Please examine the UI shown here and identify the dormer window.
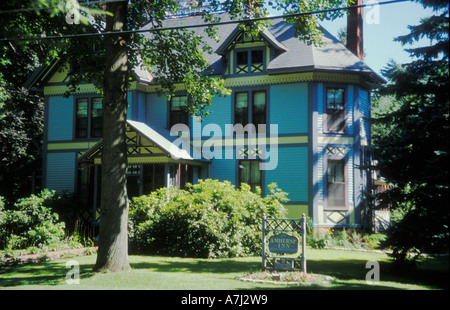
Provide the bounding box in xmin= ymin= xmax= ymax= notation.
xmin=235 ymin=49 xmax=264 ymax=75
xmin=251 ymin=50 xmax=264 ymax=72
xmin=236 ymin=51 xmax=248 ymax=74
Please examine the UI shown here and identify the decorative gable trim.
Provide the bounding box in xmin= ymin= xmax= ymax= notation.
xmin=216 ymin=27 xmax=287 ymax=55
xmin=41 ymin=72 xmax=362 ymax=96
xmin=133 ymin=72 xmax=361 ymax=93
xmin=44 ymin=83 xmax=99 ymax=96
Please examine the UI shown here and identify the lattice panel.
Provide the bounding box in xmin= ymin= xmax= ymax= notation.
xmin=264 ymin=218 xmax=304 ymax=233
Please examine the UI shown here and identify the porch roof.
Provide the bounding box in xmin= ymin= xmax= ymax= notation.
xmin=79 ymin=120 xmax=207 ymax=165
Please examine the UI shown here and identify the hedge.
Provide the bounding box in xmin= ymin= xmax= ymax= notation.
xmin=129 ymin=179 xmax=288 ymax=258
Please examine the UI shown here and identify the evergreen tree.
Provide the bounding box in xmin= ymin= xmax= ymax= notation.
xmin=373 ymin=0 xmax=449 ymax=264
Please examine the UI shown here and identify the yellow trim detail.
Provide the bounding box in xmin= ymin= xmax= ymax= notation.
xmin=318 ymin=205 xmax=324 ymax=224
xmin=191 ymin=135 xmax=307 ymax=148
xmin=42 ymin=72 xmax=361 ymax=96
xmin=93 ymin=156 xmax=206 ymax=166
xmin=285 ymin=205 xmax=309 ymax=219
xmin=47 ymin=141 xmax=99 ymax=150
xmin=44 ymin=84 xmax=99 ymax=96
xmin=48 ymin=63 xmax=70 ymax=83
xmin=318 ymin=136 xmax=353 ymax=145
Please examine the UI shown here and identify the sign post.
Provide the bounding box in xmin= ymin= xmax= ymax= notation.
xmin=302 ymin=213 xmax=306 ymax=273
xmin=262 ymin=214 xmax=307 ymax=272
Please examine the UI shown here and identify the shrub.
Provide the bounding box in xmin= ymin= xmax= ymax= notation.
xmin=0 ymin=189 xmax=66 ymax=250
xmin=305 ymin=218 xmax=387 ymax=250
xmin=129 ymin=179 xmax=288 ymax=258
xmin=363 ymin=233 xmax=387 ymax=250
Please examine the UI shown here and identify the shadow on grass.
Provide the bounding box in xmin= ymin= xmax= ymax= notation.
xmin=130 ymin=255 xmax=449 ymax=290
xmin=130 ymin=256 xmax=258 ymax=274
xmin=0 ymin=260 xmax=96 ymax=288
xmin=1 ymin=254 xmax=447 ymax=290
xmin=264 ymin=256 xmax=448 ymax=290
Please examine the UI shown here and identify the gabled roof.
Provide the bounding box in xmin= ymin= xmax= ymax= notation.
xmin=215 ymin=25 xmax=288 ymax=55
xmin=26 ymin=13 xmax=384 ymax=90
xmin=145 ymin=14 xmax=384 ymax=83
xmin=79 ymin=120 xmax=207 ymax=164
xmin=24 ymin=58 xmax=60 ymax=90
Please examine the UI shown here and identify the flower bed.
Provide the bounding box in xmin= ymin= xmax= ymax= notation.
xmin=238 ymin=271 xmax=333 ymax=286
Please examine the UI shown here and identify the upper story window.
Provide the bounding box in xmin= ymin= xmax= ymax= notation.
xmin=235 ymin=49 xmax=264 ymax=75
xmin=234 ymin=90 xmax=267 ymax=132
xmin=76 ymin=97 xmax=102 ymax=138
xmin=252 ymin=91 xmax=266 ymax=128
xmin=326 ymin=87 xmax=345 ymax=132
xmin=91 ymin=98 xmax=103 ymax=138
xmin=170 ymin=95 xmax=189 ymax=128
xmin=235 ymin=92 xmax=249 ymax=126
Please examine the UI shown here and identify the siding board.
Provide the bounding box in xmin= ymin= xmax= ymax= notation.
xmin=209 ymin=157 xmax=236 ymax=184
xmin=46 ymin=152 xmax=76 ymax=193
xmin=265 ymin=147 xmax=308 ymax=201
xmin=47 ymin=96 xmax=73 ymax=141
xmin=270 ymin=83 xmax=308 ymax=134
xmin=201 ymin=96 xmax=232 ymax=134
xmin=146 ymin=93 xmax=168 ymax=129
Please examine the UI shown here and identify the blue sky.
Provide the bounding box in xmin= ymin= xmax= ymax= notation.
xmin=267 ymin=1 xmax=438 ymax=77
xmin=320 ymin=0 xmax=437 ymax=76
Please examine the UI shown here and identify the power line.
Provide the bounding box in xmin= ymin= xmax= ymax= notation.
xmin=0 ymin=0 xmax=128 ymax=15
xmin=0 ymin=0 xmax=412 ymax=42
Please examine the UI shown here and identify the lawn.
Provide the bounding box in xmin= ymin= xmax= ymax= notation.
xmin=0 ymin=248 xmax=448 ymax=291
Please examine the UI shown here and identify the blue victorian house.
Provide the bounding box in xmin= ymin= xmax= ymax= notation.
xmin=26 ymin=9 xmax=383 ymax=229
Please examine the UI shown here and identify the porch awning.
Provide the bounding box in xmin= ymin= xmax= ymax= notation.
xmin=79 ymin=120 xmax=207 ymax=166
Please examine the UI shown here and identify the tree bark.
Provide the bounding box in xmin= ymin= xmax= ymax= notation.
xmin=93 ymin=1 xmax=131 ymax=273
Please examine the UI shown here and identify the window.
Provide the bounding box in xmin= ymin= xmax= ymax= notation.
xmin=143 ymin=164 xmax=165 ymax=194
xmin=91 ymin=98 xmax=103 ymax=138
xmin=239 ymin=160 xmax=262 ymax=193
xmin=252 ymin=91 xmax=266 ymax=128
xmin=76 ymin=99 xmax=88 ymax=138
xmin=170 ymin=95 xmax=189 ymax=128
xmin=234 ymin=90 xmax=266 ymax=131
xmin=251 ymin=50 xmax=264 ymax=73
xmin=236 ymin=51 xmax=249 ymax=74
xmin=235 ymin=92 xmax=249 ymax=126
xmin=76 ymin=97 xmax=102 ymax=138
xmin=235 ymin=49 xmax=264 ymax=74
xmin=326 ymin=88 xmax=345 ymax=132
xmin=327 ymin=159 xmax=345 ymax=208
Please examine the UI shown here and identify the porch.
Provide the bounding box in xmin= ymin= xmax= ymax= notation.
xmin=77 ymin=120 xmax=209 ymax=223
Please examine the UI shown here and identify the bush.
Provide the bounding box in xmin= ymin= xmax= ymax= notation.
xmin=305 ymin=218 xmax=387 ymax=250
xmin=129 ymin=179 xmax=288 ymax=258
xmin=0 ymin=189 xmax=66 ymax=250
xmin=363 ymin=233 xmax=387 ymax=250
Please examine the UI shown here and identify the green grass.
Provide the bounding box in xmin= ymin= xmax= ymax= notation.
xmin=0 ymin=249 xmax=448 ymax=290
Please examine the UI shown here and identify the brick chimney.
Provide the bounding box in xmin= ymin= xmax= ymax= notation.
xmin=347 ymin=0 xmax=364 ymax=60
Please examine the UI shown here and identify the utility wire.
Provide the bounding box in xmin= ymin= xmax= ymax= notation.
xmin=0 ymin=0 xmax=412 ymax=42
xmin=0 ymin=0 xmax=128 ymax=14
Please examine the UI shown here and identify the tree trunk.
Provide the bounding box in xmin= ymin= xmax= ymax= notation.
xmin=93 ymin=1 xmax=130 ymax=273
